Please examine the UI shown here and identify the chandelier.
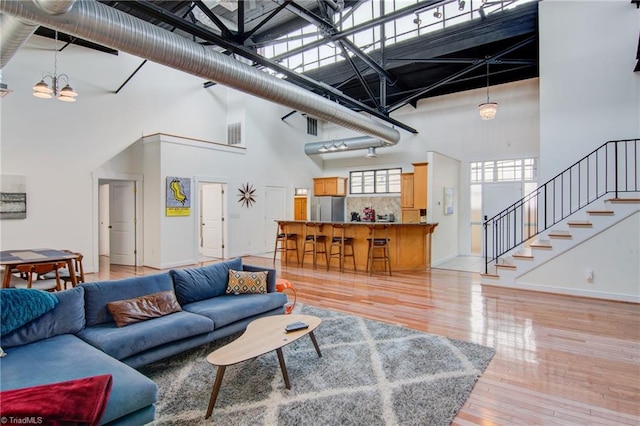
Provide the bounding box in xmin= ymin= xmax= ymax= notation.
xmin=478 ymin=59 xmax=497 ymax=120
xmin=32 ymin=31 xmax=78 ymax=102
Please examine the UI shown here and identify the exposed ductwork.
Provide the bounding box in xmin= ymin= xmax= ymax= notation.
xmin=0 ymin=0 xmax=76 ymax=68
xmin=304 ymin=136 xmax=394 ymax=156
xmin=0 ymin=0 xmax=401 ymax=145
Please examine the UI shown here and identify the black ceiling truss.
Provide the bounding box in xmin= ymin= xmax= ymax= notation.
xmin=193 ymin=0 xmax=232 ymax=39
xmin=389 ymin=35 xmax=537 ymax=112
xmin=120 ymin=0 xmax=417 ymax=134
xmin=272 ymin=0 xmax=397 ymax=85
xmin=114 ymin=2 xmax=197 ymax=94
xmin=337 ymin=40 xmax=381 ymax=110
xmin=71 ymin=0 xmax=538 ymax=133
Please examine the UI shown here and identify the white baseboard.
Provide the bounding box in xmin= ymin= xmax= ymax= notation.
xmin=483 ymin=280 xmax=640 ymax=303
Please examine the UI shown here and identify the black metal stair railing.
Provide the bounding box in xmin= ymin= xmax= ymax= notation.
xmin=483 ymin=138 xmax=640 ymax=274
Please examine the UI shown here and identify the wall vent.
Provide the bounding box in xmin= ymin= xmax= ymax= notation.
xmin=306 ymin=116 xmax=318 ymax=136
xmin=227 ymin=122 xmax=242 ymax=145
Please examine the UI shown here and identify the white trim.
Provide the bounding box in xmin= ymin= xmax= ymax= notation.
xmin=482 ymin=281 xmax=640 ymax=304
xmin=91 ymin=172 xmax=144 ymax=274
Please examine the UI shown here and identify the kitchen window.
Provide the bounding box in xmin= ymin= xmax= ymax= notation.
xmin=350 ymin=168 xmax=401 ymax=194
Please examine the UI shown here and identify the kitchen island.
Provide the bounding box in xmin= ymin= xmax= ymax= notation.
xmin=276 ymin=221 xmax=438 ymax=271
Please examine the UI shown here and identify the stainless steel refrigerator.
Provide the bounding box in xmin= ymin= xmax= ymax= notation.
xmin=310 ymin=197 xmax=345 ymax=222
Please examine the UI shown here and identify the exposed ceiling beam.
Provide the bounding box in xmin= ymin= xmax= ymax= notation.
xmin=34 ymin=27 xmax=118 ymax=55
xmin=272 ymin=0 xmax=397 ymax=85
xmin=122 ymin=0 xmax=417 ymax=133
xmin=389 ymin=35 xmax=536 ymax=112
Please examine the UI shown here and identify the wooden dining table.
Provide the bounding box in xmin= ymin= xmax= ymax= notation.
xmin=0 ymin=249 xmax=79 ymax=289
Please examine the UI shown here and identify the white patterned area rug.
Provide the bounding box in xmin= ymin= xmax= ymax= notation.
xmin=139 ymin=304 xmax=495 ymax=426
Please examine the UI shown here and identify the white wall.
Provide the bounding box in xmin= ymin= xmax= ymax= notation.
xmin=131 ymin=89 xmax=323 ymax=269
xmin=539 ymin=0 xmax=640 ymax=182
xmin=427 ymin=152 xmax=461 ymax=265
xmin=321 ymin=78 xmax=540 ymax=256
xmin=518 ymin=212 xmax=640 ymax=302
xmin=0 ymin=36 xmax=312 ymax=272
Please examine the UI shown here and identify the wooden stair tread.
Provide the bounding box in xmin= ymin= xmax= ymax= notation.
xmin=567 ymin=220 xmax=593 ymax=227
xmin=512 ymin=253 xmax=534 ymax=260
xmin=530 ymin=240 xmax=552 ymax=249
xmin=606 ymin=198 xmax=640 ymax=203
xmin=480 ymin=273 xmax=500 ymax=279
xmin=549 ymin=230 xmax=572 ymax=239
xmin=586 ymin=210 xmax=614 ymax=215
xmin=496 ymin=263 xmax=516 ymax=269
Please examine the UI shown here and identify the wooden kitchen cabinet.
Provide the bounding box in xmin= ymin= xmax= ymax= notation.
xmin=412 ymin=162 xmax=428 ymax=209
xmin=313 ymin=177 xmax=347 ymax=196
xmin=401 ymin=173 xmax=414 ymax=208
xmin=402 ymin=208 xmax=421 ymax=223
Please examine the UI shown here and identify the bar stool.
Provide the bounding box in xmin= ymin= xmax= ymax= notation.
xmin=273 ymin=222 xmax=299 ymax=266
xmin=366 ymin=224 xmax=392 ymax=276
xmin=327 ymin=223 xmax=356 ymax=272
xmin=300 ymin=222 xmax=328 ymax=268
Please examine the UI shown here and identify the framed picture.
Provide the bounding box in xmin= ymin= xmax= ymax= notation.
xmin=0 ymin=175 xmax=27 ymax=220
xmin=166 ymin=177 xmax=191 ymax=216
xmin=444 ymin=187 xmax=454 ymax=215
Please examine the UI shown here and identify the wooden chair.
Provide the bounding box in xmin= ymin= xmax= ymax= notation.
xmin=327 ymin=223 xmax=356 ymax=272
xmin=10 ymin=262 xmax=66 ymax=291
xmin=366 ymin=224 xmax=392 ymax=276
xmin=300 ymin=222 xmax=328 ymax=268
xmin=273 ymin=224 xmax=299 ymax=266
xmin=41 ymin=250 xmax=85 ymax=288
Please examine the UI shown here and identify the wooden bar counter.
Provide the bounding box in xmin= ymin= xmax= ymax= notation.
xmin=276 ymin=221 xmax=438 ymax=271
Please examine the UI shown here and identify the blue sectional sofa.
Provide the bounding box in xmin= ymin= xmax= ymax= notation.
xmin=0 ymin=258 xmax=287 ymax=425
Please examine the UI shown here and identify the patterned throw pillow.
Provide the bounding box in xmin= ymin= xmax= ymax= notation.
xmin=226 ymin=270 xmax=268 ymax=295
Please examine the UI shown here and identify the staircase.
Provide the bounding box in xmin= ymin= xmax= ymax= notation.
xmin=480 ymin=139 xmax=640 ymax=290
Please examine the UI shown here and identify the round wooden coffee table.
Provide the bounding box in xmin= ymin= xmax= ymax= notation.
xmin=205 ymin=314 xmax=322 ymax=419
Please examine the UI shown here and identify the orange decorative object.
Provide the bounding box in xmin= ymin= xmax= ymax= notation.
xmin=275 ymin=279 xmax=297 ymax=314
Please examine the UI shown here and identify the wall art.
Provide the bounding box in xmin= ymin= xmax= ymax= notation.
xmin=444 ymin=187 xmax=454 ymax=215
xmin=166 ymin=176 xmax=191 ymax=216
xmin=0 ymin=175 xmax=27 ymax=220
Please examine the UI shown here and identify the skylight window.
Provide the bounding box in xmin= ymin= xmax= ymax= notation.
xmin=259 ymin=0 xmax=536 ymax=74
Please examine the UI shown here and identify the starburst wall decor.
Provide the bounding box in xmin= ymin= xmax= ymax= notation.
xmin=237 ymin=182 xmax=256 ymax=208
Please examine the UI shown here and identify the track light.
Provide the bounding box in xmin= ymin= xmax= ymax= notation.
xmin=458 ymin=0 xmax=466 ymax=11
xmin=413 ymin=13 xmax=422 ymax=25
xmin=433 ymin=8 xmax=442 ymax=18
xmin=328 ymin=142 xmax=339 ymax=151
xmin=338 ymin=142 xmax=348 ymax=150
xmin=318 ymin=145 xmax=329 ymax=153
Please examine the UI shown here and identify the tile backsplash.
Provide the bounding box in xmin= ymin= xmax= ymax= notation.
xmin=346 ymin=196 xmax=401 ymax=221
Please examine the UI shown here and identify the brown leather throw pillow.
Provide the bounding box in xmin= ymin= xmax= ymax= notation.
xmin=107 ymin=290 xmax=182 ymax=327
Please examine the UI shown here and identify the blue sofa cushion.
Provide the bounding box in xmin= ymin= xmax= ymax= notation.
xmin=76 ymin=311 xmax=214 ymax=360
xmin=0 ymin=334 xmax=157 ymax=425
xmin=171 ymin=258 xmax=242 ymax=305
xmin=182 ymin=293 xmax=287 ymax=329
xmin=81 ymin=273 xmax=174 ymax=327
xmin=0 ymin=289 xmax=58 ymax=334
xmin=1 ymin=287 xmax=85 ymax=349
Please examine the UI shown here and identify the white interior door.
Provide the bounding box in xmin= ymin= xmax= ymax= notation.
xmin=109 ymin=181 xmax=136 ymax=266
xmin=483 ymin=182 xmax=523 ymax=257
xmin=200 ymin=183 xmax=224 ymax=258
xmin=264 ymin=186 xmax=286 ymax=255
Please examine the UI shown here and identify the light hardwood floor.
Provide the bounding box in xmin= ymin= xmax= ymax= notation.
xmin=94 ymin=256 xmax=640 ymax=425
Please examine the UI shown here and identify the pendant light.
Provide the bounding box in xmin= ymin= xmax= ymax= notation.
xmin=32 ymin=31 xmax=78 ymax=102
xmin=478 ymin=59 xmax=497 ymax=120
